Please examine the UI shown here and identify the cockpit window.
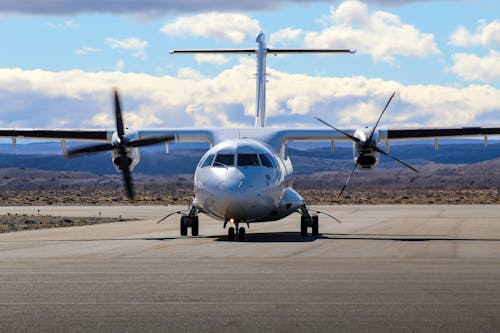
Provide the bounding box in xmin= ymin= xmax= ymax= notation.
xmin=237 ymin=154 xmax=260 ymax=166
xmin=214 ymin=154 xmax=234 ymax=167
xmin=259 ymin=154 xmax=274 ymax=168
xmin=200 ymin=154 xmax=214 ymax=168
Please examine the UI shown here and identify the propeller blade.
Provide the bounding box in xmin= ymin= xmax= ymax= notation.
xmin=373 ymin=146 xmax=419 ymax=173
xmin=314 ymin=116 xmax=360 ymax=143
xmin=65 ymin=143 xmax=115 ymax=157
xmin=118 ymin=154 xmax=135 ymax=200
xmin=128 ymin=135 xmax=175 ymax=148
xmin=339 ymin=157 xmax=360 ymax=197
xmin=368 ymin=91 xmax=396 ymax=142
xmin=113 ymin=88 xmax=125 ymax=140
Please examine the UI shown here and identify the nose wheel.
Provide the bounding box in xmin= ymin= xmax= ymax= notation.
xmin=226 ymin=223 xmax=246 ymax=241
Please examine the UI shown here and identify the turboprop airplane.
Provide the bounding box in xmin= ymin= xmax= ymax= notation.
xmin=1 ymin=32 xmax=499 ymax=241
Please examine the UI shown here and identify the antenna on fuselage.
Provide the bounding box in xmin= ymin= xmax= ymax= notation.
xmin=170 ymin=32 xmax=355 ymax=128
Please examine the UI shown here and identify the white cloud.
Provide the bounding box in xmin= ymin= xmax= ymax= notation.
xmin=0 ymin=64 xmax=498 ymax=131
xmin=194 ymin=54 xmax=230 ymax=65
xmin=449 ymin=20 xmax=500 ymax=48
xmin=177 ymin=67 xmax=206 ymax=80
xmin=42 ymin=20 xmax=79 ymax=30
xmin=449 ymin=50 xmax=500 ymax=82
xmin=270 ymin=28 xmax=303 ymax=46
xmin=115 ymin=59 xmax=125 ymax=71
xmin=106 ymin=37 xmax=149 ymax=59
xmin=303 ymin=0 xmax=440 ymax=62
xmin=75 ymin=47 xmax=102 ymax=56
xmin=106 ymin=37 xmax=148 ymax=50
xmin=160 ymin=12 xmax=261 ymax=44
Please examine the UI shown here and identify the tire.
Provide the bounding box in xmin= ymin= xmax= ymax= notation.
xmin=238 ymin=227 xmax=246 ymax=241
xmin=311 ymin=215 xmax=319 ymax=236
xmin=191 ymin=216 xmax=199 ymax=236
xmin=300 ymin=216 xmax=308 ymax=236
xmin=180 ymin=216 xmax=188 ymax=236
xmin=228 ymin=227 xmax=235 ymax=241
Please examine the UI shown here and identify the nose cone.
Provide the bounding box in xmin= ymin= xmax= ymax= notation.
xmin=195 ymin=166 xmax=280 ymax=221
xmin=218 ymin=171 xmax=246 ymax=192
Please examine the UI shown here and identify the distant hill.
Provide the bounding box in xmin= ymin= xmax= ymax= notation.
xmin=0 ymin=141 xmax=498 ymax=176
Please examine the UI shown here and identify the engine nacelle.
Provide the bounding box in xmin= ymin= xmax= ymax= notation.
xmin=353 ymin=128 xmax=380 ymax=170
xmin=111 ymin=147 xmax=140 ymax=172
xmin=110 ymin=130 xmax=141 ymax=172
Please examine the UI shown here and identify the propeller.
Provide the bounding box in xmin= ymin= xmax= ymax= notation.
xmin=66 ymin=88 xmax=175 ymax=201
xmin=316 ymin=91 xmax=419 ymax=197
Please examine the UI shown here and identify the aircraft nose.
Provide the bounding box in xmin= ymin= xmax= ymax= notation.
xmin=218 ymin=173 xmax=246 ymax=192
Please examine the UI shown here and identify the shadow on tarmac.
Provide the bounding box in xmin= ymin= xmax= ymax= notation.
xmin=3 ymin=233 xmax=500 ymax=243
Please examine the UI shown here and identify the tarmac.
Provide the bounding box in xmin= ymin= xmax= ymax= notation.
xmin=1 ymin=205 xmax=500 ymax=332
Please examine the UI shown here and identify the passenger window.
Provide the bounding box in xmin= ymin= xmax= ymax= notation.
xmin=259 ymin=154 xmax=274 ymax=168
xmin=200 ymin=154 xmax=214 ymax=168
xmin=238 ymin=154 xmax=260 ymax=166
xmin=214 ymin=154 xmax=234 ymax=167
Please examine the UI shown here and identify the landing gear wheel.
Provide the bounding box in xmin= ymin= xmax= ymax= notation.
xmin=191 ymin=216 xmax=199 ymax=236
xmin=238 ymin=227 xmax=246 ymax=241
xmin=300 ymin=216 xmax=308 ymax=236
xmin=180 ymin=216 xmax=188 ymax=236
xmin=228 ymin=227 xmax=235 ymax=241
xmin=311 ymin=215 xmax=319 ymax=236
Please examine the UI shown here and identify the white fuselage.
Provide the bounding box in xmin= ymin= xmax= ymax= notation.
xmin=193 ymin=139 xmax=303 ymax=223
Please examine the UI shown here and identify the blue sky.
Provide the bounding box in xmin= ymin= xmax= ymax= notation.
xmin=0 ymin=0 xmax=498 ymax=129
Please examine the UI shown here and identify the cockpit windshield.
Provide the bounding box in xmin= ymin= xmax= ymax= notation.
xmin=214 ymin=154 xmax=234 ymax=167
xmin=237 ymin=154 xmax=260 ymax=166
xmin=259 ymin=154 xmax=274 ymax=168
xmin=200 ymin=154 xmax=214 ymax=168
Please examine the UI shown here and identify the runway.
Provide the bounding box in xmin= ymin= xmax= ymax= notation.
xmin=1 ymin=205 xmax=500 ymax=332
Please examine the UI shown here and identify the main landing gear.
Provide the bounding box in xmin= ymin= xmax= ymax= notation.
xmin=299 ymin=205 xmax=319 ymax=237
xmin=225 ymin=220 xmax=247 ymax=241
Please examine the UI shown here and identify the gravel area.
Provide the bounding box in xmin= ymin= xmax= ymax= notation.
xmin=0 ymin=213 xmax=129 ymax=233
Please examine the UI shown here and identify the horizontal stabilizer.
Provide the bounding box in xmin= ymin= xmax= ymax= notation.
xmin=267 ymin=49 xmax=356 ymax=54
xmin=170 ymin=49 xmax=255 ymax=54
xmin=170 ymin=49 xmax=355 ymax=55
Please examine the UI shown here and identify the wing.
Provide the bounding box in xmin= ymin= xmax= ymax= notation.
xmin=0 ymin=129 xmax=110 ymax=142
xmin=251 ymin=126 xmax=500 ymax=153
xmin=386 ymin=127 xmax=500 ymax=140
xmin=1 ymin=126 xmax=499 ymax=153
xmin=0 ymin=128 xmax=217 ymax=152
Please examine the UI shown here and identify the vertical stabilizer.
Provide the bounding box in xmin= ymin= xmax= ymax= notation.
xmin=170 ymin=34 xmax=355 ymax=129
xmin=255 ymin=32 xmax=267 ymax=128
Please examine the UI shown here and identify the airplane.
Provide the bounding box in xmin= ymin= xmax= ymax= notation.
xmin=0 ymin=32 xmax=499 ymax=241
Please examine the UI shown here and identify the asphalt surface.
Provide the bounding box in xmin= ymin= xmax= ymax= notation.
xmin=1 ymin=205 xmax=500 ymax=333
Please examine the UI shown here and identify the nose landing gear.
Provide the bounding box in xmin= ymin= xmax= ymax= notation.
xmin=225 ymin=220 xmax=247 ymax=241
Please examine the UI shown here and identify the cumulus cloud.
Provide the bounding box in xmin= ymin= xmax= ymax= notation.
xmin=449 ymin=50 xmax=500 ymax=82
xmin=449 ymin=19 xmax=500 ymax=48
xmin=270 ymin=28 xmax=303 ymax=46
xmin=194 ymin=54 xmax=230 ymax=65
xmin=303 ymin=0 xmax=440 ymax=62
xmin=0 ymin=64 xmax=498 ymax=131
xmin=115 ymin=59 xmax=125 ymax=71
xmin=160 ymin=12 xmax=261 ymax=44
xmin=106 ymin=37 xmax=148 ymax=50
xmin=74 ymin=47 xmax=102 ymax=56
xmin=106 ymin=37 xmax=149 ymax=59
xmin=41 ymin=20 xmax=79 ymax=30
